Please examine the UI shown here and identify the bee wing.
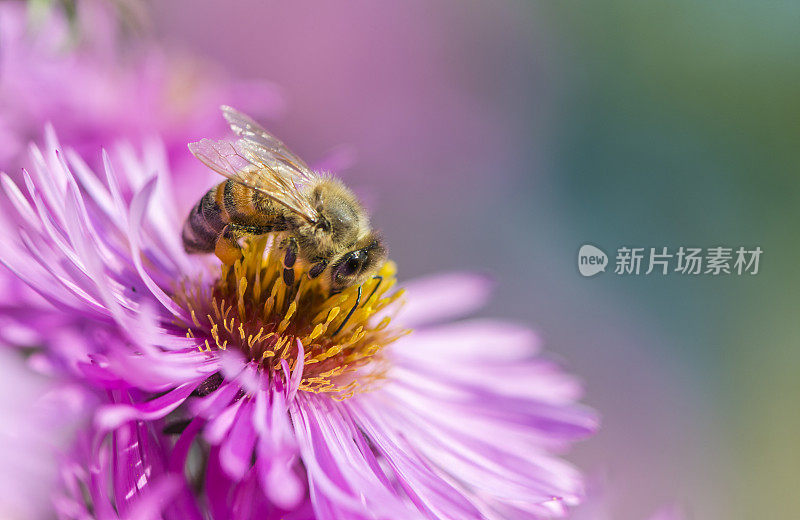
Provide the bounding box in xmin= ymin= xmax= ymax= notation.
xmin=221 ymin=105 xmax=317 ymax=183
xmin=188 ymin=138 xmax=318 ymax=224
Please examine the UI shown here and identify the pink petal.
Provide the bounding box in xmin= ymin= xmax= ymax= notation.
xmin=219 ymin=399 xmax=257 ymax=480
xmin=393 ymin=272 xmax=493 ymax=327
xmin=95 ymin=382 xmax=197 ymax=430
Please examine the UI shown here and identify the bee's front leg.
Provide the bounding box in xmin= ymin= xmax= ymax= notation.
xmin=282 ymin=237 xmax=298 ymax=286
xmin=308 ymin=259 xmax=328 ymax=279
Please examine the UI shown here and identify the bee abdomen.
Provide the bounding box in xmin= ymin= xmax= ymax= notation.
xmin=183 ymin=181 xmax=293 ymax=256
xmin=223 ymin=179 xmax=263 ymax=224
xmin=224 ymin=180 xmax=290 ymax=233
xmin=182 ymin=187 xmax=228 ymax=253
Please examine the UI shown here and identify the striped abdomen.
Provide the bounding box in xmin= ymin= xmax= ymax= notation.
xmin=182 ymin=180 xmax=287 ymax=254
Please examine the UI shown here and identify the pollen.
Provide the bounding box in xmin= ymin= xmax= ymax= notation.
xmin=176 ymin=236 xmax=407 ymax=399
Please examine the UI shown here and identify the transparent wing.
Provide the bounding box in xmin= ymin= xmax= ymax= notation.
xmin=188 ymin=138 xmax=318 ymax=223
xmin=221 ymin=105 xmax=317 ymax=182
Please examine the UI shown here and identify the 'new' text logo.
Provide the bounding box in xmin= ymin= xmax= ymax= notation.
xmin=578 ymin=245 xmax=608 ymax=277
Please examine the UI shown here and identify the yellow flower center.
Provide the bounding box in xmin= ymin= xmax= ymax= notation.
xmin=177 ymin=236 xmax=407 ymax=399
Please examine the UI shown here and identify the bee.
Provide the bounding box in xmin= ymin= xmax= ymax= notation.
xmin=182 ymin=106 xmax=387 ymax=296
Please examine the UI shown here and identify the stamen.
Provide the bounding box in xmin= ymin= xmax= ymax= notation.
xmin=174 ymin=235 xmax=405 ymax=398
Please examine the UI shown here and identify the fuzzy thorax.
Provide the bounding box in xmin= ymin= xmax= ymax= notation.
xmin=177 ymin=235 xmax=406 ymax=399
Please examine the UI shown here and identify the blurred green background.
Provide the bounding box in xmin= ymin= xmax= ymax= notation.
xmin=149 ymin=1 xmax=799 ymax=518
xmin=546 ymin=3 xmax=800 ymax=518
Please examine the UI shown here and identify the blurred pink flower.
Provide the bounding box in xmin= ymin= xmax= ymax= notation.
xmin=0 ymin=349 xmax=93 ymax=520
xmin=0 ymin=124 xmax=597 ymax=518
xmin=0 ymin=1 xmax=283 ymax=183
xmin=0 ymin=0 xmax=282 ymax=383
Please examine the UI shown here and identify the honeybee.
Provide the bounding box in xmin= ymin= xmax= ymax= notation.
xmin=182 ymin=106 xmax=387 ymax=295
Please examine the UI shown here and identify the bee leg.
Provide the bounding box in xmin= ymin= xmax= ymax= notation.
xmin=332 ymin=284 xmax=361 ymax=336
xmin=361 ymin=275 xmax=383 ymax=307
xmin=308 ymin=259 xmax=328 ymax=279
xmin=282 ymin=237 xmax=298 ymax=287
xmin=215 ymin=226 xmax=243 ymax=265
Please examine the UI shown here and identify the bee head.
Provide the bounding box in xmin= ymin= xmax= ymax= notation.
xmin=330 ymin=232 xmax=387 ymax=293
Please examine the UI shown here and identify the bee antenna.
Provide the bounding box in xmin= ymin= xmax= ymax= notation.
xmin=332 ymin=285 xmax=361 ymax=336
xmin=361 ymin=275 xmax=383 ymax=308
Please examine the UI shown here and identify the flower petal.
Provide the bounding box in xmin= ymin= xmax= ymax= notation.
xmin=127 ymin=175 xmax=187 ymax=320
xmin=95 ymin=382 xmax=198 ymax=430
xmin=291 ymin=394 xmax=424 ymax=520
xmin=392 ymin=272 xmax=493 ymax=328
xmin=219 ymin=399 xmax=257 ymax=480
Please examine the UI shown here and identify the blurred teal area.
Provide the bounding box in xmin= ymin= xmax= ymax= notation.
xmin=544 ymin=2 xmax=800 ymax=518
xmin=151 ymin=2 xmax=800 ymax=518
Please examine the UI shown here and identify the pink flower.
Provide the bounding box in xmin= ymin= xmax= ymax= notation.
xmin=0 ymin=349 xmax=93 ymax=519
xmin=0 ymin=120 xmax=597 ymax=518
xmin=0 ymin=1 xmax=283 ymax=182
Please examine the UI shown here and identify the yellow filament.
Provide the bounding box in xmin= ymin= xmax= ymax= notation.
xmin=174 ymin=236 xmax=406 ymax=398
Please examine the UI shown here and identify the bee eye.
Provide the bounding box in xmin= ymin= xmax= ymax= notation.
xmin=345 ymin=256 xmax=359 ymax=273
xmin=334 ymin=251 xmax=365 ymax=282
